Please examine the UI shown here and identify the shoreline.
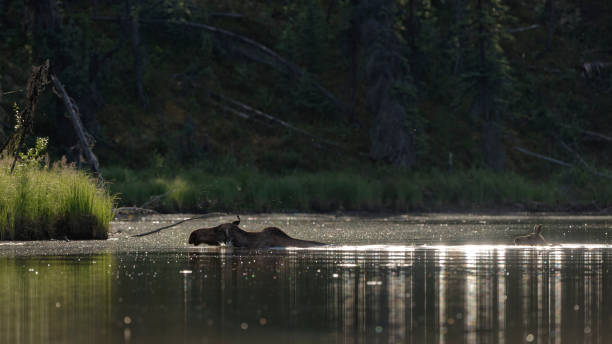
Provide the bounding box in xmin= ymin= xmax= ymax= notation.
xmin=2 ymin=212 xmax=612 ymax=257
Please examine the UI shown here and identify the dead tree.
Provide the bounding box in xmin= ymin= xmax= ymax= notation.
xmin=51 ymin=76 xmax=103 ymax=184
xmin=0 ymin=61 xmax=104 ymax=184
xmin=0 ymin=61 xmax=51 ymax=171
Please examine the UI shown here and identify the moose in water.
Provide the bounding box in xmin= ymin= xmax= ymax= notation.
xmin=514 ymin=224 xmax=546 ymax=245
xmin=188 ymin=216 xmax=325 ymax=248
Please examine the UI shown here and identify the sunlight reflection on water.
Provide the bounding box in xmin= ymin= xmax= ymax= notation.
xmin=3 ymin=212 xmax=612 ymax=343
xmin=1 ymin=244 xmax=611 ymax=343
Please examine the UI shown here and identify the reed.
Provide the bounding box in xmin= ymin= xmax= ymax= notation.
xmin=0 ymin=160 xmax=114 ymax=240
xmin=104 ymin=166 xmax=591 ymax=213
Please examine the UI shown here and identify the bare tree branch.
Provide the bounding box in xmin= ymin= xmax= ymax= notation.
xmin=559 ymin=141 xmax=612 ymax=179
xmin=507 ymin=24 xmax=539 ymax=33
xmin=209 ymin=91 xmax=364 ymax=157
xmin=560 ymin=124 xmax=612 ymax=142
xmin=580 ymin=61 xmax=612 ymax=78
xmin=513 ymin=146 xmax=573 ymax=167
xmin=210 ymin=12 xmax=243 ymax=19
xmin=581 ymin=129 xmax=612 ymax=142
xmin=91 ymin=16 xmax=346 ymax=113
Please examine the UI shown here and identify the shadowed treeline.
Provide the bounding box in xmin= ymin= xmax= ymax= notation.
xmin=1 ymin=1 xmax=612 ymax=190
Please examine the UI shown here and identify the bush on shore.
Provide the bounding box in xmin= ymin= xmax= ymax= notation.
xmin=105 ymin=165 xmax=609 ymax=213
xmin=0 ymin=159 xmax=114 ymax=240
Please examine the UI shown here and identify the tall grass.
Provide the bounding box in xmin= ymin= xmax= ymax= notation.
xmin=0 ymin=160 xmax=114 ymax=240
xmin=103 ymin=165 xmax=599 ymax=213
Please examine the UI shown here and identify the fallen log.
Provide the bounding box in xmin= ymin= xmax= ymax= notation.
xmin=208 ymin=91 xmax=367 ymax=158
xmin=559 ymin=141 xmax=612 ymax=179
xmin=513 ymin=146 xmax=573 ymax=167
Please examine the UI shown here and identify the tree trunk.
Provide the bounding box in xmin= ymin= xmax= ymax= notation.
xmin=126 ymin=0 xmax=147 ymax=107
xmin=360 ymin=0 xmax=417 ymax=167
xmin=346 ymin=1 xmax=361 ymax=123
xmin=477 ymin=0 xmax=505 ymax=171
xmin=545 ymin=0 xmax=556 ymax=51
xmin=23 ymin=0 xmax=61 ymax=37
xmin=452 ymin=0 xmax=466 ymax=74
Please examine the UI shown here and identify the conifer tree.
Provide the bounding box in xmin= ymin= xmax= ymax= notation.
xmin=452 ymin=0 xmax=513 ymax=171
xmin=358 ymin=0 xmax=420 ymax=166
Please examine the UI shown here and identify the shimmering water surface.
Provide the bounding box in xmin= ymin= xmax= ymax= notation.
xmin=2 ymin=213 xmax=612 ymax=343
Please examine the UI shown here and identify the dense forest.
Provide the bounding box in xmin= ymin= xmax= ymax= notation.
xmin=1 ymin=0 xmax=612 ymax=211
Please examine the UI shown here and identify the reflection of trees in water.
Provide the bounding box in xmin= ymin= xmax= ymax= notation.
xmin=0 ymin=254 xmax=114 ymax=343
xmin=3 ymin=249 xmax=607 ymax=343
xmin=186 ymin=248 xmax=611 ymax=343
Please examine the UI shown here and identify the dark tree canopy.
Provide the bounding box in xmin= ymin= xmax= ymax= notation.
xmin=0 ymin=0 xmax=610 ymax=175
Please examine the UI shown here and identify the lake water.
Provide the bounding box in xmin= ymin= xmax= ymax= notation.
xmin=1 ymin=213 xmax=612 ymax=343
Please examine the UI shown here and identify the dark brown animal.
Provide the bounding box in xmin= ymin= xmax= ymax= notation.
xmin=514 ymin=224 xmax=546 ymax=245
xmin=188 ymin=217 xmax=325 ymax=248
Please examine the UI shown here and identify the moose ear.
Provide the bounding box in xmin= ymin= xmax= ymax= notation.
xmin=232 ymin=215 xmax=241 ymax=226
xmin=534 ymin=224 xmax=542 ymax=234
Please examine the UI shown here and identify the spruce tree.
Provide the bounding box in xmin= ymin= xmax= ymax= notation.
xmin=358 ymin=0 xmax=421 ymax=167
xmin=452 ymin=0 xmax=513 ymax=171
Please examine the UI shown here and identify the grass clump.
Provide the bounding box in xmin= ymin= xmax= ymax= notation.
xmin=0 ymin=159 xmax=114 ymax=240
xmin=105 ymin=165 xmax=600 ymax=213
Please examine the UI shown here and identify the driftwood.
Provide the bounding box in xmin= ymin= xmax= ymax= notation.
xmin=132 ymin=213 xmax=227 ymax=237
xmin=51 ymin=75 xmax=103 ymax=184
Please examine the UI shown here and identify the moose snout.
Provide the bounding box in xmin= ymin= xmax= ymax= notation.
xmin=188 ymin=231 xmax=199 ymax=245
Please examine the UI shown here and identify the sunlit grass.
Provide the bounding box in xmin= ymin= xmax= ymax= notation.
xmin=0 ymin=160 xmax=114 ymax=240
xmin=101 ymin=165 xmax=602 ymax=213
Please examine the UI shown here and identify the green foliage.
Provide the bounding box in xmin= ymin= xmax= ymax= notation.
xmin=17 ymin=137 xmax=48 ymax=169
xmin=275 ymin=1 xmax=336 ymax=117
xmin=104 ymin=165 xmax=608 ymax=213
xmin=0 ymin=159 xmax=114 ymax=240
xmin=1 ymin=0 xmax=611 ymax=203
xmin=278 ymin=0 xmax=329 ymax=74
xmin=444 ymin=0 xmax=515 ymax=170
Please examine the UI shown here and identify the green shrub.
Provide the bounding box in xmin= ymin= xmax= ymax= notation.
xmin=103 ymin=166 xmax=603 ymax=213
xmin=0 ymin=159 xmax=114 ymax=240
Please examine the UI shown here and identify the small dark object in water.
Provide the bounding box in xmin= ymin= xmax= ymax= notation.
xmin=514 ymin=224 xmax=546 ymax=245
xmin=188 ymin=216 xmax=325 ymax=248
